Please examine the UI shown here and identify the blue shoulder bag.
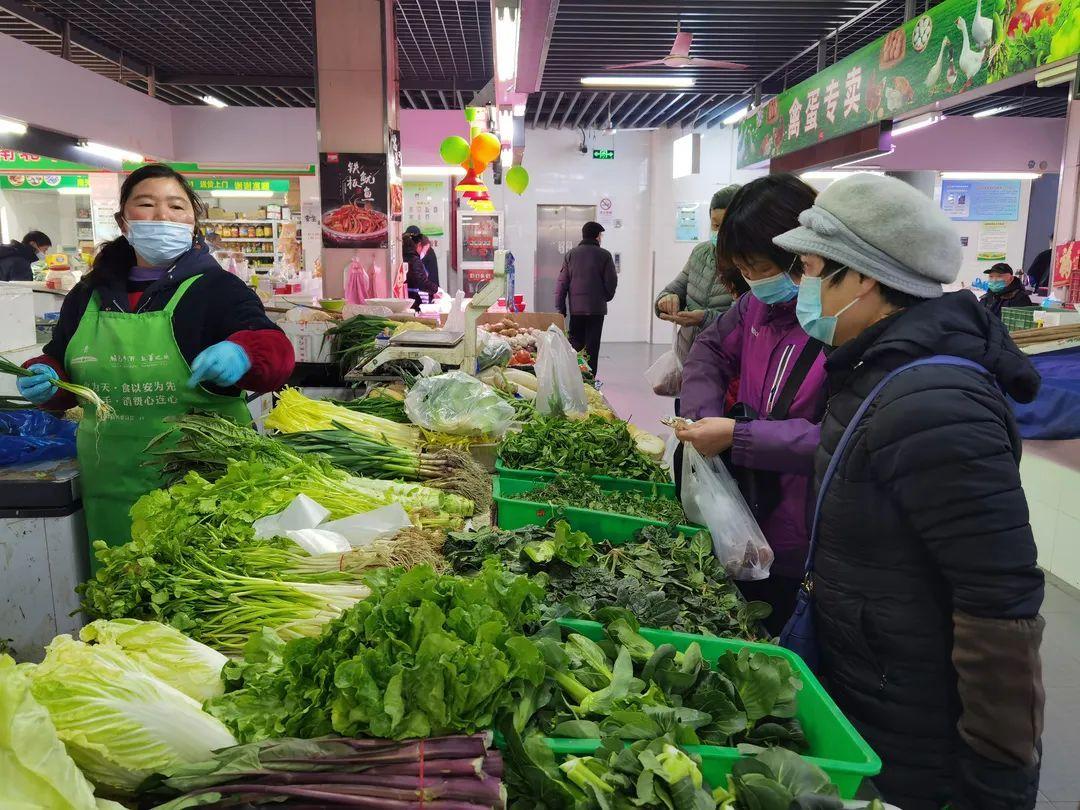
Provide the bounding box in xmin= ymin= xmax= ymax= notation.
xmin=779 ymin=355 xmax=990 ymax=670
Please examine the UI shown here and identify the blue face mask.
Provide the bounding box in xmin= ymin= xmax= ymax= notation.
xmin=795 ymin=270 xmax=862 ymax=346
xmin=744 ymin=270 xmax=799 ymax=305
xmin=125 ymin=219 xmax=194 ymax=267
xmin=709 ymin=232 xmax=718 ymax=246
xmin=987 ymin=279 xmax=1009 ymax=293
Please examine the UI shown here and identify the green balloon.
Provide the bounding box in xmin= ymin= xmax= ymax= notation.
xmin=506 ymin=165 xmax=530 ymax=195
xmin=439 ymin=136 xmax=470 ymax=165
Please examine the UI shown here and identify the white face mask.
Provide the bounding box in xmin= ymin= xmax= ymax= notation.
xmin=35 ymin=251 xmax=47 ymax=261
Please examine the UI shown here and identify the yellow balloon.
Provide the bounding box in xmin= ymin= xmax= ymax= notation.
xmin=471 ymin=132 xmax=502 ymax=164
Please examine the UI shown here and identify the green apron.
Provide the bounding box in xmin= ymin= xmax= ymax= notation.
xmin=66 ymin=275 xmax=252 ymax=569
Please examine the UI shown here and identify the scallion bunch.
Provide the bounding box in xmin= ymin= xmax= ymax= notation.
xmin=0 ymin=355 xmax=114 ymax=419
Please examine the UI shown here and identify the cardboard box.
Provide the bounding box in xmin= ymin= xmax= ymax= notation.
xmin=475 ymin=312 xmax=566 ymax=331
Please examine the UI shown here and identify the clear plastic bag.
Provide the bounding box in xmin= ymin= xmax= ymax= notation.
xmin=645 ymin=350 xmax=682 ymax=396
xmin=680 ymin=444 xmax=773 ymax=581
xmin=476 ymin=329 xmax=512 ymax=372
xmin=535 ymin=325 xmax=588 ymax=417
xmin=404 ymin=370 xmax=517 ymax=438
xmin=0 ymin=410 xmax=77 ymax=467
xmin=444 ymin=291 xmax=466 ymax=333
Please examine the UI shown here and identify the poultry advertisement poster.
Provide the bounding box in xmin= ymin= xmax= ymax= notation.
xmin=737 ymin=0 xmax=1080 ymax=167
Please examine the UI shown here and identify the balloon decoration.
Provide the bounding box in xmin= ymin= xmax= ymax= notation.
xmin=439 ymin=136 xmax=470 ymax=165
xmin=436 ymin=111 xmax=531 ymax=210
xmin=505 ymin=165 xmax=530 ymax=195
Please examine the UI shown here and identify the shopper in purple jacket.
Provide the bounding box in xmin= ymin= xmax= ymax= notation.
xmin=676 ymin=175 xmax=826 ymax=634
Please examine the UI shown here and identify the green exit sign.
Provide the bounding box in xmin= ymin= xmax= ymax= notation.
xmin=592 ymin=149 xmax=615 ymax=160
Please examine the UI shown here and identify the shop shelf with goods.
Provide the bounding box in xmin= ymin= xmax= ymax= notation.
xmin=207 ymin=216 xmax=302 ymax=270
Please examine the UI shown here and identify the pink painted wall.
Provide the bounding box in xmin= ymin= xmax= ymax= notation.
xmin=170 ymin=107 xmax=317 ymax=165
xmin=399 ymin=109 xmax=470 ymax=165
xmin=878 ymin=116 xmax=1066 ymax=172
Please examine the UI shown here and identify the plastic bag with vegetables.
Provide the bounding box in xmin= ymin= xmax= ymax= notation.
xmin=476 ymin=328 xmax=513 ymax=372
xmin=405 ymin=370 xmax=518 ymax=438
xmin=534 ymin=325 xmax=588 ymax=417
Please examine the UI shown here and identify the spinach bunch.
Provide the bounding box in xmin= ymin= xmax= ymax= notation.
xmin=531 ymin=616 xmax=806 ymax=753
xmin=510 ymin=476 xmax=687 ymax=525
xmin=444 ymin=522 xmax=770 ymax=641
xmin=499 ymin=415 xmax=668 ymax=482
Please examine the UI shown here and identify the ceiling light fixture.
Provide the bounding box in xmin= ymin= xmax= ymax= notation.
xmin=201 ymin=94 xmax=228 ymax=108
xmin=209 ymin=189 xmax=275 ymax=198
xmin=57 ymin=187 xmax=91 ymax=195
xmin=580 ymin=76 xmax=695 ymax=89
xmin=801 ymin=170 xmax=885 ymax=181
xmin=836 ymin=146 xmax=896 ymax=167
xmin=940 ymin=171 xmax=1041 ymax=180
xmin=723 ymin=106 xmax=749 ymax=125
xmin=495 ymin=1 xmax=520 ymax=84
xmin=77 ymin=140 xmax=143 ymax=163
xmin=891 ymin=113 xmax=943 ymax=137
xmin=402 ymin=166 xmax=467 ymax=178
xmin=1036 ymin=58 xmax=1077 ymax=87
xmin=0 ymin=117 xmax=28 ymax=135
xmin=972 ymin=105 xmax=1016 ymax=119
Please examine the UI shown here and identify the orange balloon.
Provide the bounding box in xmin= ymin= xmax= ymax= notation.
xmin=471 ymin=132 xmax=501 ymax=164
xmin=472 ymin=159 xmax=488 ymax=175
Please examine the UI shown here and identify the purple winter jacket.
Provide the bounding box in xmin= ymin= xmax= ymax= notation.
xmin=680 ymin=294 xmax=827 ymax=577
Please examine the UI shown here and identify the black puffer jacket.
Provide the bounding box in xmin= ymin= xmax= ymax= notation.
xmin=814 ymin=292 xmax=1044 ymax=810
xmin=0 ymin=240 xmax=36 ymax=281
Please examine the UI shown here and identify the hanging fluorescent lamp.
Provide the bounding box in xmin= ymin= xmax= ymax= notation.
xmin=723 ymin=106 xmax=749 ymax=125
xmin=495 ymin=1 xmax=520 ymax=83
xmin=201 ymin=94 xmax=228 ymax=108
xmin=403 ymin=166 xmax=466 ymax=177
xmin=940 ymin=171 xmax=1041 ymax=180
xmin=972 ymin=105 xmax=1016 ymax=119
xmin=581 ymin=76 xmax=694 ymax=89
xmin=77 ymin=140 xmax=143 ymax=163
xmin=210 ymin=189 xmax=275 ymax=198
xmin=0 ymin=117 xmax=28 ymax=135
xmin=891 ymin=113 xmax=943 ymax=137
xmin=57 ymin=187 xmax=91 ymax=195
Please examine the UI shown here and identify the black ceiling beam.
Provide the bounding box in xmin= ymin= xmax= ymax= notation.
xmin=0 ymin=0 xmax=149 ymax=75
xmin=400 ymin=77 xmax=490 ymax=91
xmin=545 ymin=92 xmax=565 ymax=129
xmin=157 ymin=72 xmax=311 ymax=88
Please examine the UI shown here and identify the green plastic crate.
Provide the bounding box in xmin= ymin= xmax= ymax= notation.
xmin=545 ymin=619 xmax=881 ymax=799
xmin=1001 ymin=306 xmax=1039 ymax=333
xmin=493 ymin=476 xmax=700 ymax=544
xmin=494 ymin=458 xmax=676 ymax=497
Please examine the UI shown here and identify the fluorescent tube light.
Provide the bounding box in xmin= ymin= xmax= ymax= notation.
xmin=209 ymin=189 xmax=275 ymax=198
xmin=723 ymin=106 xmax=749 ymax=125
xmin=77 ymin=140 xmax=143 ymax=163
xmin=972 ymin=105 xmax=1016 ymax=119
xmin=939 ymin=171 xmax=1041 ymax=180
xmin=57 ymin=187 xmax=91 ymax=195
xmin=0 ymin=117 xmax=27 ymax=135
xmin=495 ymin=2 xmax=520 ymax=83
xmin=402 ymin=166 xmax=466 ymax=177
xmin=580 ymin=76 xmax=695 ymax=89
xmin=801 ymin=170 xmax=884 ymax=180
xmin=201 ymin=95 xmax=228 ymax=108
xmin=891 ymin=113 xmax=943 ymax=137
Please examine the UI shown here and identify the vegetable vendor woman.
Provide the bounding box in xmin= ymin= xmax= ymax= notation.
xmin=18 ymin=164 xmax=295 ymax=564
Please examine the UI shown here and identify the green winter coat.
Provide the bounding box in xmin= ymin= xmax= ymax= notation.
xmin=655 ymin=241 xmax=733 ymax=361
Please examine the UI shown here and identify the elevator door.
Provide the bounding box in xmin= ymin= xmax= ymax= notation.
xmin=535 ymin=205 xmax=596 ymax=312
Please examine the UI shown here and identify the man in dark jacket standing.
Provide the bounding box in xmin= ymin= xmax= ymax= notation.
xmin=0 ymin=230 xmax=50 ymax=281
xmin=980 ymin=262 xmax=1033 ymax=316
xmin=555 ymin=221 xmax=617 ymax=374
xmin=775 ymin=174 xmax=1044 ymax=810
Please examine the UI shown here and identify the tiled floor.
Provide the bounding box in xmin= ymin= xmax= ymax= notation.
xmin=599 ymin=340 xmax=1080 ymax=810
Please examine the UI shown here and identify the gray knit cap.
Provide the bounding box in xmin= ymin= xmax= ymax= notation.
xmin=773 ymin=173 xmax=961 ymax=298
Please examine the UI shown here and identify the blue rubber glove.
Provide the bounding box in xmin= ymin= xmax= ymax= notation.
xmin=188 ymin=341 xmax=251 ymax=389
xmin=16 ymin=363 xmax=59 ymax=404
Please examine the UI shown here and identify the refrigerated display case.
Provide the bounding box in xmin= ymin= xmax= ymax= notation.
xmin=457 ymin=211 xmax=503 ymax=296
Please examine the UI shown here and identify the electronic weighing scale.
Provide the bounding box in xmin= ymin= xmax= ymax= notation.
xmin=345 ymin=251 xmax=508 ymax=382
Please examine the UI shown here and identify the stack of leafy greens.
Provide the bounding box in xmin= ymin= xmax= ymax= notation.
xmin=137 ymin=734 xmax=504 ymax=809
xmin=531 ymin=616 xmax=805 ymax=752
xmin=444 ymin=521 xmax=769 ymax=640
xmin=510 ymin=476 xmax=686 ymax=524
xmin=499 ymin=415 xmax=668 ymax=482
xmin=327 ymin=390 xmax=410 ymax=423
xmin=325 ymin=313 xmax=399 ymax=372
xmin=207 ymin=562 xmax=546 ymax=743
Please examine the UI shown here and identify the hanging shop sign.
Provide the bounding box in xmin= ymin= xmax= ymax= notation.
xmin=188 ymin=177 xmax=290 ymax=193
xmin=737 ymin=0 xmax=1080 ymax=168
xmin=940 ymin=178 xmax=1022 ymax=220
xmin=404 ymin=181 xmax=446 ymax=236
xmin=0 ymin=150 xmax=99 ymax=172
xmin=0 ymin=173 xmax=90 ymax=189
xmin=318 ymin=152 xmax=389 ymax=249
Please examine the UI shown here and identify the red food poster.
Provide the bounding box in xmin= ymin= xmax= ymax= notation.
xmin=319 ymin=152 xmax=389 ymax=248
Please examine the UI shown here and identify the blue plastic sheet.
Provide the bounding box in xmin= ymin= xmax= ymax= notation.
xmin=0 ymin=410 xmax=77 ymax=466
xmin=1009 ymin=347 xmax=1080 ymax=440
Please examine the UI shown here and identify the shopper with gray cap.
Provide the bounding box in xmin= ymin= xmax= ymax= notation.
xmin=774 ymin=172 xmax=1044 ymax=810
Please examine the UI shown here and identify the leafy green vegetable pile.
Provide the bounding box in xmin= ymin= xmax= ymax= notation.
xmin=499 ymin=415 xmax=668 ymax=482
xmin=327 ymin=392 xmax=410 ymax=423
xmin=404 ymin=370 xmax=518 ymax=438
xmin=532 ymin=616 xmax=805 ymax=752
xmin=208 ymin=562 xmax=546 ymax=743
xmin=510 ymin=476 xmax=686 ymax=525
xmin=445 ymin=522 xmax=769 ymax=640
xmin=325 ymin=313 xmax=398 ymax=371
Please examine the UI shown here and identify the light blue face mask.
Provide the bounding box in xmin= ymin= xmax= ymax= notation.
xmin=987 ymin=279 xmax=1009 ymax=293
xmin=796 ymin=269 xmax=862 ymax=345
xmin=744 ymin=268 xmax=799 ymax=305
xmin=125 ymin=219 xmax=194 ymax=267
